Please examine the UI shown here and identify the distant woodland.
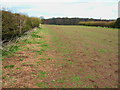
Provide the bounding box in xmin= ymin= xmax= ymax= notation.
xmin=43 ymin=17 xmax=120 ymax=28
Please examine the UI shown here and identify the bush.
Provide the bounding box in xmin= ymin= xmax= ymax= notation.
xmin=115 ymin=18 xmax=120 ymax=28
xmin=2 ymin=10 xmax=41 ymax=41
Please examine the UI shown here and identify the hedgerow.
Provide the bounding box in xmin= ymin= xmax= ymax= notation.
xmin=2 ymin=10 xmax=41 ymax=42
xmin=79 ymin=21 xmax=116 ymax=28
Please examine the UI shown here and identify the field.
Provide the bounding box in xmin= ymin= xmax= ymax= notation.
xmin=3 ymin=25 xmax=118 ymax=88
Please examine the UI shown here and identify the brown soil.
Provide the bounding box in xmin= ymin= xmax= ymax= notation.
xmin=2 ymin=26 xmax=118 ymax=88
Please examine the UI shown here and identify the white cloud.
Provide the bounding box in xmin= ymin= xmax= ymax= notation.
xmin=0 ymin=1 xmax=118 ymax=19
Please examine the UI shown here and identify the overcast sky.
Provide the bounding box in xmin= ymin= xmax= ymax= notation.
xmin=1 ymin=0 xmax=119 ymax=19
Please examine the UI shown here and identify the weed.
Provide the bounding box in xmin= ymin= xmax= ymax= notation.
xmin=36 ymin=82 xmax=48 ymax=87
xmin=79 ymin=68 xmax=84 ymax=72
xmin=105 ymin=86 xmax=111 ymax=88
xmin=38 ymin=71 xmax=47 ymax=78
xmin=57 ymin=79 xmax=65 ymax=83
xmin=51 ymin=80 xmax=56 ymax=82
xmin=67 ymin=55 xmax=71 ymax=58
xmin=48 ymin=58 xmax=53 ymax=60
xmin=85 ymin=75 xmax=95 ymax=80
xmin=0 ymin=59 xmax=4 ymax=61
xmin=40 ymin=58 xmax=46 ymax=61
xmin=31 ymin=34 xmax=42 ymax=38
xmin=71 ymin=76 xmax=81 ymax=81
xmin=40 ymin=71 xmax=47 ymax=75
xmin=4 ymin=65 xmax=15 ymax=69
xmin=20 ymin=58 xmax=24 ymax=61
xmin=84 ymin=86 xmax=92 ymax=88
xmin=93 ymin=84 xmax=99 ymax=88
xmin=31 ymin=72 xmax=35 ymax=74
xmin=43 ymin=86 xmax=49 ymax=88
xmin=2 ymin=76 xmax=10 ymax=80
xmin=98 ymin=49 xmax=108 ymax=53
xmin=32 ymin=31 xmax=38 ymax=34
xmin=77 ymin=81 xmax=85 ymax=85
xmin=32 ymin=49 xmax=44 ymax=55
xmin=41 ymin=44 xmax=49 ymax=47
xmin=16 ymin=67 xmax=21 ymax=70
xmin=62 ymin=84 xmax=67 ymax=88
xmin=36 ymin=40 xmax=45 ymax=44
xmin=36 ymin=61 xmax=41 ymax=64
xmin=68 ymin=61 xmax=73 ymax=64
xmin=3 ymin=45 xmax=20 ymax=56
xmin=22 ymin=39 xmax=32 ymax=44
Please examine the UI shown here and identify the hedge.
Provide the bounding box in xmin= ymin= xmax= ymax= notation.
xmin=79 ymin=21 xmax=116 ymax=28
xmin=2 ymin=10 xmax=41 ymax=41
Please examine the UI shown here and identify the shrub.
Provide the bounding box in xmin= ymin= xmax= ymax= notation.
xmin=115 ymin=18 xmax=120 ymax=28
xmin=2 ymin=10 xmax=41 ymax=42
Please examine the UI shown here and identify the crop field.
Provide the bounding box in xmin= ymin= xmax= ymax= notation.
xmin=3 ymin=25 xmax=118 ymax=88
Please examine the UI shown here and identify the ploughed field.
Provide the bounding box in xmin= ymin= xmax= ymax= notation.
xmin=3 ymin=25 xmax=118 ymax=88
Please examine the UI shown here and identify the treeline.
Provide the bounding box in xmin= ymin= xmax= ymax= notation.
xmin=2 ymin=10 xmax=41 ymax=42
xmin=79 ymin=21 xmax=116 ymax=28
xmin=43 ymin=18 xmax=114 ymax=25
xmin=43 ymin=17 xmax=120 ymax=28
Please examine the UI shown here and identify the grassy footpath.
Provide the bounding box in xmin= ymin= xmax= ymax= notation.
xmin=3 ymin=27 xmax=53 ymax=88
xmin=2 ymin=25 xmax=118 ymax=88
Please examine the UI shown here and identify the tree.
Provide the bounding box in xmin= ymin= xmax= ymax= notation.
xmin=115 ymin=18 xmax=120 ymax=28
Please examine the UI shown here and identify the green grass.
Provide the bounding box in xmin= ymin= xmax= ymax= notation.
xmin=40 ymin=58 xmax=46 ymax=61
xmin=98 ymin=49 xmax=108 ymax=53
xmin=71 ymin=76 xmax=81 ymax=82
xmin=32 ymin=49 xmax=45 ymax=55
xmin=4 ymin=65 xmax=15 ymax=69
xmin=104 ymin=86 xmax=111 ymax=88
xmin=31 ymin=72 xmax=35 ymax=74
xmin=2 ymin=25 xmax=118 ymax=88
xmin=21 ymin=39 xmax=32 ymax=44
xmin=77 ymin=81 xmax=85 ymax=85
xmin=47 ymin=58 xmax=53 ymax=60
xmin=67 ymin=61 xmax=73 ymax=64
xmin=36 ymin=82 xmax=48 ymax=87
xmin=20 ymin=58 xmax=24 ymax=61
xmin=31 ymin=34 xmax=42 ymax=38
xmin=38 ymin=71 xmax=47 ymax=78
xmin=85 ymin=75 xmax=95 ymax=80
xmin=83 ymin=86 xmax=93 ymax=88
xmin=0 ymin=58 xmax=4 ymax=61
xmin=16 ymin=67 xmax=21 ymax=70
xmin=36 ymin=61 xmax=41 ymax=64
xmin=41 ymin=44 xmax=48 ymax=47
xmin=2 ymin=45 xmax=20 ymax=56
xmin=57 ymin=79 xmax=65 ymax=83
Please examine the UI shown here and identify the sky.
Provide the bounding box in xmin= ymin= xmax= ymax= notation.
xmin=0 ymin=0 xmax=119 ymax=19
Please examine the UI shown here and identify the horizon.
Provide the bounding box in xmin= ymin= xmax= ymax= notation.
xmin=0 ymin=0 xmax=119 ymax=19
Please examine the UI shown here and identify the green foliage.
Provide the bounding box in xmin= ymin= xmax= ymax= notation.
xmin=115 ymin=18 xmax=120 ymax=28
xmin=32 ymin=49 xmax=45 ymax=55
xmin=71 ymin=76 xmax=81 ymax=81
xmin=31 ymin=34 xmax=42 ymax=38
xmin=2 ymin=45 xmax=20 ymax=56
xmin=36 ymin=82 xmax=48 ymax=87
xmin=79 ymin=21 xmax=116 ymax=28
xmin=2 ymin=10 xmax=41 ymax=41
xmin=40 ymin=58 xmax=46 ymax=61
xmin=4 ymin=65 xmax=15 ymax=69
xmin=38 ymin=71 xmax=47 ymax=78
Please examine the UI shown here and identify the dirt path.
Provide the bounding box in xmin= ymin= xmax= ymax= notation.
xmin=3 ymin=25 xmax=118 ymax=88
